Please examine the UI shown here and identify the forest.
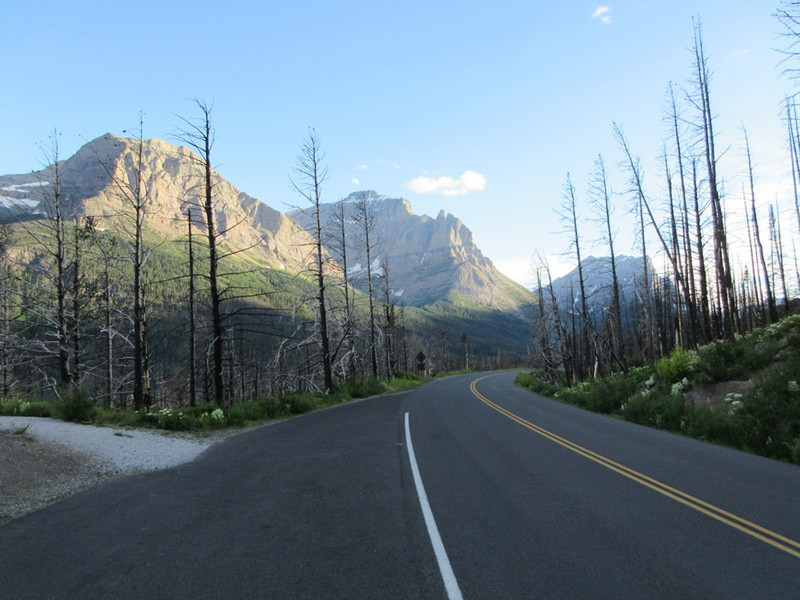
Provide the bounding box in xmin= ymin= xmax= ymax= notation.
xmin=527 ymin=18 xmax=800 ymax=383
xmin=3 ymin=13 xmax=800 ymax=438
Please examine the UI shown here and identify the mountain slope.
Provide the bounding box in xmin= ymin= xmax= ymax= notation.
xmin=0 ymin=134 xmax=313 ymax=271
xmin=288 ymin=191 xmax=535 ymax=313
xmin=548 ymin=255 xmax=654 ymax=310
xmin=1 ymin=138 xmax=535 ymax=357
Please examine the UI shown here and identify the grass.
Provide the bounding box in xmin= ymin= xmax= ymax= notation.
xmin=516 ymin=314 xmax=800 ymax=465
xmin=0 ymin=370 xmax=447 ymax=433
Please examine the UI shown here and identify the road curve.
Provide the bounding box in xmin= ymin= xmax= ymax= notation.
xmin=1 ymin=371 xmax=798 ymax=598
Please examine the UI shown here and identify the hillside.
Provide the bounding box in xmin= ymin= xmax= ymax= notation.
xmin=519 ymin=313 xmax=800 ymax=465
xmin=0 ymin=134 xmax=314 ymax=271
xmin=0 ymin=136 xmax=536 ymax=363
xmin=289 ymin=191 xmax=535 ymax=312
xmin=547 ymin=255 xmax=654 ymax=310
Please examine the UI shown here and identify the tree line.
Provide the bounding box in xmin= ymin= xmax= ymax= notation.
xmin=529 ymin=17 xmax=800 ymax=384
xmin=0 ymin=104 xmax=481 ymax=411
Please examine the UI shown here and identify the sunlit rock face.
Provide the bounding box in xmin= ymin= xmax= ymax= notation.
xmin=290 ymin=190 xmax=535 ymax=312
xmin=0 ymin=134 xmax=315 ymax=270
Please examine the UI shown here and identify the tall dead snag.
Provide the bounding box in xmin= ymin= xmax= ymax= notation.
xmin=0 ymin=225 xmax=14 ymax=397
xmin=34 ymin=130 xmax=72 ymax=388
xmin=328 ymin=198 xmax=356 ymax=381
xmin=533 ymin=266 xmax=557 ymax=382
xmin=587 ymin=155 xmax=626 ymax=370
xmin=176 ymin=101 xmax=225 ymax=404
xmin=558 ymin=174 xmax=591 ymax=378
xmin=291 ymin=128 xmax=335 ymax=394
xmin=70 ymin=217 xmax=94 ymax=385
xmin=742 ymin=128 xmax=777 ymax=323
xmin=614 ymin=125 xmax=655 ymax=360
xmin=538 ymin=254 xmax=573 ymax=385
xmin=691 ymin=21 xmax=737 ymax=337
xmin=353 ymin=196 xmax=379 ymax=379
xmin=770 ymin=202 xmax=791 ymax=314
xmin=616 ymin=124 xmax=699 ymax=358
xmin=690 ymin=159 xmax=712 ymax=340
xmin=662 ymin=150 xmax=686 ymax=349
xmin=98 ymin=118 xmax=151 ymax=410
xmin=380 ymin=257 xmax=396 ymax=377
xmin=667 ymin=83 xmax=702 ymax=345
xmin=742 ymin=184 xmax=765 ymax=325
xmin=187 ymin=209 xmax=197 ymax=406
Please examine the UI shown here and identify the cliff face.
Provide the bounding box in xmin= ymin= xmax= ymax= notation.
xmin=290 ymin=191 xmax=535 ymax=312
xmin=0 ymin=134 xmax=313 ymax=270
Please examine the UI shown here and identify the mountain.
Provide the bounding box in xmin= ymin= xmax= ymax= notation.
xmin=288 ymin=191 xmax=535 ymax=314
xmin=548 ymin=255 xmax=654 ymax=310
xmin=0 ymin=134 xmax=313 ymax=271
xmin=1 ymin=136 xmax=535 ymax=356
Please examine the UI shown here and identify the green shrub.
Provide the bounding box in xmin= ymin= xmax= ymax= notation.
xmin=515 ymin=372 xmax=559 ymax=397
xmin=257 ymin=395 xmax=287 ymax=419
xmin=0 ymin=398 xmax=54 ymax=417
xmin=734 ymin=361 xmax=800 ymax=463
xmin=553 ymin=369 xmax=651 ymax=415
xmin=619 ymin=392 xmax=685 ymax=430
xmin=680 ymin=406 xmax=747 ymax=448
xmin=226 ymin=403 xmax=264 ymax=426
xmin=341 ymin=378 xmax=384 ymax=399
xmin=20 ymin=402 xmax=54 ymax=418
xmin=655 ymin=347 xmax=697 ymax=383
xmin=286 ymin=394 xmax=316 ymax=415
xmin=57 ymin=387 xmax=96 ymax=423
xmin=392 ymin=370 xmax=419 ymax=381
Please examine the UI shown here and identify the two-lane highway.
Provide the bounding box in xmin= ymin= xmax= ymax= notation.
xmin=2 ymin=372 xmax=798 ymax=598
xmin=407 ymin=372 xmax=800 ymax=598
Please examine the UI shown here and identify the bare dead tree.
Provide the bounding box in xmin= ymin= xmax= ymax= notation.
xmin=587 ymin=155 xmax=626 ymax=370
xmin=667 ymin=82 xmax=703 ymax=344
xmin=187 ymin=209 xmax=198 ymax=406
xmin=353 ymin=195 xmax=379 ymax=379
xmin=558 ymin=173 xmax=591 ymax=378
xmin=691 ymin=20 xmax=737 ymax=337
xmin=743 ymin=127 xmax=777 ymax=323
xmin=327 ymin=198 xmax=356 ymax=381
xmin=290 ymin=128 xmax=335 ymax=394
xmin=34 ymin=130 xmax=72 ymax=388
xmin=175 ymin=100 xmax=225 ymax=404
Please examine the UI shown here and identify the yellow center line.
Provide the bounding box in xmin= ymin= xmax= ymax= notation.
xmin=469 ymin=374 xmax=800 ymax=560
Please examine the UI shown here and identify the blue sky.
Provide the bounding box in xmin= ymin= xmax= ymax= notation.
xmin=1 ymin=1 xmax=793 ymax=285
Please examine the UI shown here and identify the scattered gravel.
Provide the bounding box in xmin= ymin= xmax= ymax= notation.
xmin=0 ymin=417 xmax=244 ymax=524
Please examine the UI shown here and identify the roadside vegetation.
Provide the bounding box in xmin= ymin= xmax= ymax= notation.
xmin=517 ymin=314 xmax=800 ymax=465
xmin=0 ymin=372 xmax=429 ymax=433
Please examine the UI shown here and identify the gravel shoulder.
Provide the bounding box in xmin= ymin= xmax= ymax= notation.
xmin=0 ymin=417 xmax=245 ymax=524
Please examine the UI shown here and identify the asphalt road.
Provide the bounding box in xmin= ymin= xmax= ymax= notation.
xmin=2 ymin=371 xmax=799 ymax=598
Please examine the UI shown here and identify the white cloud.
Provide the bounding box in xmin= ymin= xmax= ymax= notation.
xmin=352 ymin=178 xmax=360 ymax=185
xmin=592 ymin=5 xmax=611 ymax=24
xmin=356 ymin=164 xmax=369 ymax=170
xmin=406 ymin=170 xmax=487 ymax=197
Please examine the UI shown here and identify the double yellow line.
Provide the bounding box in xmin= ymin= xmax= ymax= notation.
xmin=469 ymin=375 xmax=800 ymax=560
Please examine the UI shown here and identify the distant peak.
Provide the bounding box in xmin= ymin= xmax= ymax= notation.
xmin=344 ymin=190 xmax=387 ymax=203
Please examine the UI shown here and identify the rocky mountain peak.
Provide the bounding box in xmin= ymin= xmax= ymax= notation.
xmin=0 ymin=134 xmax=315 ymax=270
xmin=289 ymin=193 xmax=534 ymax=311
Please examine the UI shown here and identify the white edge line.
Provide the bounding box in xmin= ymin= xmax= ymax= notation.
xmin=405 ymin=412 xmax=464 ymax=600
